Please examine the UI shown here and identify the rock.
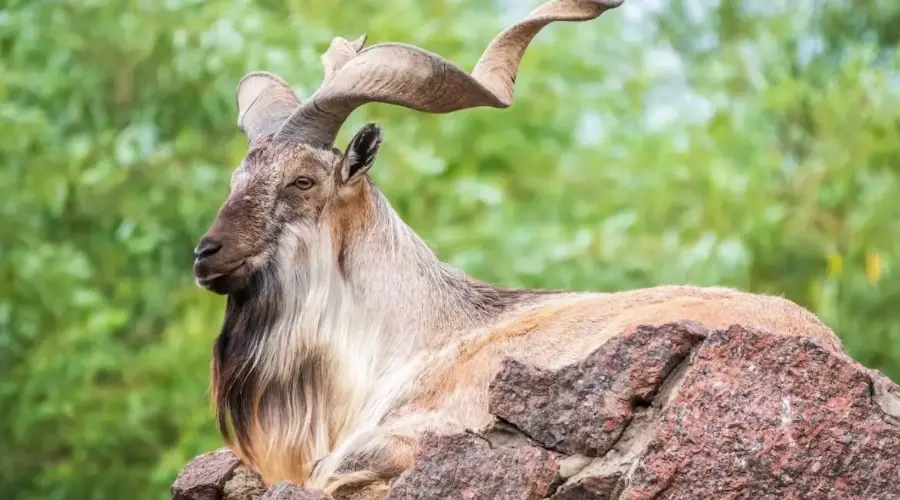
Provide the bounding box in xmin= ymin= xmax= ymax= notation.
xmin=488 ymin=321 xmax=708 ymax=456
xmin=557 ymin=454 xmax=593 ymax=480
xmin=619 ymin=325 xmax=900 ymax=500
xmin=222 ymin=465 xmax=268 ymax=500
xmin=871 ymin=370 xmax=900 ymax=421
xmin=384 ymin=431 xmax=559 ymax=500
xmin=263 ymin=481 xmax=333 ymax=500
xmin=330 ymin=483 xmax=391 ymax=500
xmin=549 ymin=405 xmax=660 ymax=500
xmin=175 ymin=322 xmax=900 ymax=500
xmin=481 ymin=419 xmax=551 ymax=450
xmin=549 ymin=474 xmax=620 ymax=500
xmin=172 ymin=448 xmax=241 ymax=500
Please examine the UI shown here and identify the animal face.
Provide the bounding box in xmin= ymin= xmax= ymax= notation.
xmin=193 ymin=123 xmax=383 ymax=295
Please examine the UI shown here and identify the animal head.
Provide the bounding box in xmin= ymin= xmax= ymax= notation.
xmin=192 ymin=116 xmax=383 ymax=295
xmin=192 ymin=0 xmax=626 ymax=295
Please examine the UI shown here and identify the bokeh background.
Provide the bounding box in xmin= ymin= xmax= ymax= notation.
xmin=2 ymin=0 xmax=899 ymax=498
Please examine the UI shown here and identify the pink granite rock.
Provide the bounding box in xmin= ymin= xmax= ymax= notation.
xmin=488 ymin=321 xmax=709 ymax=456
xmin=172 ymin=448 xmax=241 ymax=500
xmin=385 ymin=431 xmax=560 ymax=500
xmin=619 ymin=325 xmax=900 ymax=500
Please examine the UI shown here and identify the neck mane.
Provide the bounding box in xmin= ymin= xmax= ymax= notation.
xmin=211 ymin=181 xmax=545 ymax=485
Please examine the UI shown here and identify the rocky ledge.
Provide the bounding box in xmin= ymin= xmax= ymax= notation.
xmin=172 ymin=322 xmax=900 ymax=500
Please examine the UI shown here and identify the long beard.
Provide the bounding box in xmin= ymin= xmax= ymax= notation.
xmin=207 ymin=230 xmax=382 ymax=484
xmin=211 ymin=261 xmax=281 ymax=449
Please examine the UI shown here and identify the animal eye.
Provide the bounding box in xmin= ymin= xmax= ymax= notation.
xmin=292 ymin=176 xmax=315 ymax=190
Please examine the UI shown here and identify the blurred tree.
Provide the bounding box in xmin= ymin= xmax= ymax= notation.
xmin=0 ymin=0 xmax=897 ymax=498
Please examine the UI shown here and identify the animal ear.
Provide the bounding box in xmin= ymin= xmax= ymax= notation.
xmin=340 ymin=123 xmax=383 ymax=184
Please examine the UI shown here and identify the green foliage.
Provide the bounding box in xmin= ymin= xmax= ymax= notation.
xmin=1 ymin=0 xmax=898 ymax=498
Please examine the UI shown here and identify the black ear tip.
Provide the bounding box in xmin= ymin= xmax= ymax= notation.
xmin=362 ymin=122 xmax=382 ymax=137
xmin=343 ymin=123 xmax=383 ymax=182
xmin=353 ymin=123 xmax=383 ymax=151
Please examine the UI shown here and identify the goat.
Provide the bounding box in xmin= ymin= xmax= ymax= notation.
xmin=191 ymin=0 xmax=843 ymax=496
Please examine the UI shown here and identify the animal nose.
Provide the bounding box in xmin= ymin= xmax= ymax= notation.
xmin=194 ymin=237 xmax=222 ymax=261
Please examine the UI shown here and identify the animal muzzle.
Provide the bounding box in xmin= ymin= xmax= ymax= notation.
xmin=193 ymin=234 xmax=251 ymax=295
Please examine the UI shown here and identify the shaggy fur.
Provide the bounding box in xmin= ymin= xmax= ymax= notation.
xmin=198 ymin=131 xmax=844 ymax=497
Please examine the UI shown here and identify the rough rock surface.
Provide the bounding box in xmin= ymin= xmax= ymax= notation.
xmin=488 ymin=321 xmax=708 ymax=456
xmin=174 ymin=321 xmax=900 ymax=500
xmin=618 ymin=325 xmax=900 ymax=500
xmin=263 ymin=482 xmax=333 ymax=500
xmin=549 ymin=474 xmax=619 ymax=500
xmin=171 ymin=447 xmax=331 ymax=500
xmin=384 ymin=431 xmax=560 ymax=500
xmin=172 ymin=448 xmax=241 ymax=500
xmin=223 ymin=466 xmax=269 ymax=500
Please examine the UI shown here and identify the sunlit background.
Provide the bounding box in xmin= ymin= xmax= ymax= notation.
xmin=2 ymin=0 xmax=899 ymax=498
